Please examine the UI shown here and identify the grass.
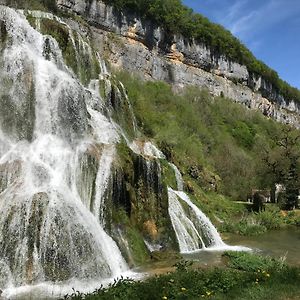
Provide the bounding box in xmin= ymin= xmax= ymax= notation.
xmin=220 ymin=205 xmax=300 ymax=236
xmin=114 ymin=71 xmax=288 ymax=201
xmin=113 ymin=71 xmax=300 ymax=236
xmin=63 ymin=252 xmax=300 ymax=300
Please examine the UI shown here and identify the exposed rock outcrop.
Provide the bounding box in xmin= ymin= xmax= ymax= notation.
xmin=0 ymin=0 xmax=298 ymax=126
xmin=55 ymin=0 xmax=300 ymax=127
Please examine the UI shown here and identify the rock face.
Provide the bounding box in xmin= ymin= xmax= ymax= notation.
xmin=55 ymin=0 xmax=300 ymax=127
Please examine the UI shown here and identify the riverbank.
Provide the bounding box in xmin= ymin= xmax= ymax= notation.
xmin=218 ymin=204 xmax=300 ymax=236
xmin=64 ymin=252 xmax=300 ymax=300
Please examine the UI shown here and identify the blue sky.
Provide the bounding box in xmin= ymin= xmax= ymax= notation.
xmin=182 ymin=0 xmax=300 ymax=89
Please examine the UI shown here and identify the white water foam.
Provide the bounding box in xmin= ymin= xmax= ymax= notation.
xmin=168 ymin=187 xmax=250 ymax=253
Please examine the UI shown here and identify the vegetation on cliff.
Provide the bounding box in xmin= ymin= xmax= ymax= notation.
xmin=115 ymin=71 xmax=300 ymax=208
xmin=4 ymin=0 xmax=299 ymax=102
xmin=105 ymin=0 xmax=300 ymax=104
xmin=3 ymin=0 xmax=57 ymax=11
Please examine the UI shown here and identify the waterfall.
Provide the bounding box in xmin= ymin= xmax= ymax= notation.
xmin=0 ymin=4 xmax=251 ymax=298
xmin=168 ymin=165 xmax=249 ymax=253
xmin=92 ymin=145 xmax=115 ymax=226
xmin=169 ymin=163 xmax=184 ymax=191
xmin=0 ymin=6 xmax=128 ymax=296
xmin=168 ymin=188 xmax=226 ymax=252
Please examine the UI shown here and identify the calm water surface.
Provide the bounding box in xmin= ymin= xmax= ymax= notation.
xmin=226 ymin=227 xmax=300 ymax=265
xmin=138 ymin=227 xmax=300 ymax=279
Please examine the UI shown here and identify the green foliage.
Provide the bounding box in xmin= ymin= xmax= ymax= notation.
xmin=262 ymin=128 xmax=300 ymax=210
xmin=220 ymin=205 xmax=298 ymax=236
xmin=223 ymin=251 xmax=285 ymax=273
xmin=105 ymin=0 xmax=300 ymax=103
xmin=4 ymin=0 xmax=57 ymax=11
xmin=284 ymin=210 xmax=300 ymax=226
xmin=221 ymin=219 xmax=267 ymax=236
xmin=231 ymin=121 xmax=256 ymax=149
xmin=64 ymin=253 xmax=300 ymax=300
xmin=255 ymin=208 xmax=283 ymax=230
xmin=115 ymin=71 xmax=294 ymax=201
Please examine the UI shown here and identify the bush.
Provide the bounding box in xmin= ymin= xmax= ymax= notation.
xmin=223 ymin=251 xmax=286 ymax=273
xmin=255 ymin=209 xmax=283 ymax=230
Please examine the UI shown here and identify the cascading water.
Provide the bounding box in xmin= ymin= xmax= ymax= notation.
xmin=92 ymin=144 xmax=116 ymax=226
xmin=168 ymin=164 xmax=249 ymax=253
xmin=168 ymin=188 xmax=226 ymax=252
xmin=0 ymin=6 xmax=128 ymax=298
xmin=169 ymin=163 xmax=184 ymax=191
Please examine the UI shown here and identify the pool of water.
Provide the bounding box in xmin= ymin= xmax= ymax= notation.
xmin=225 ymin=226 xmax=300 ymax=265
xmin=163 ymin=227 xmax=300 ymax=268
xmin=3 ymin=228 xmax=299 ymax=299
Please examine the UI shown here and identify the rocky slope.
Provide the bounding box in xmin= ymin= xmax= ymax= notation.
xmin=53 ymin=0 xmax=300 ymax=127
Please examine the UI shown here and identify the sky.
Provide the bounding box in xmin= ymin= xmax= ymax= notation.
xmin=182 ymin=0 xmax=300 ymax=89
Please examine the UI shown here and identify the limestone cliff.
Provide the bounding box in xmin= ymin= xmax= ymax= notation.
xmin=0 ymin=0 xmax=298 ymax=126
xmin=53 ymin=0 xmax=300 ymax=127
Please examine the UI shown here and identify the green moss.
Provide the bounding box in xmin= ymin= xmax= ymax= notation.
xmin=26 ymin=14 xmax=36 ymax=28
xmin=115 ymin=141 xmax=177 ymax=250
xmin=5 ymin=0 xmax=49 ymax=11
xmin=126 ymin=226 xmax=149 ymax=265
xmin=116 ymin=141 xmax=135 ymax=175
xmin=111 ymin=208 xmax=149 ymax=265
xmin=160 ymin=160 xmax=177 ymax=189
xmin=0 ymin=72 xmax=36 ymax=141
xmin=99 ymin=79 xmax=107 ymax=100
xmin=0 ymin=20 xmax=8 ymax=49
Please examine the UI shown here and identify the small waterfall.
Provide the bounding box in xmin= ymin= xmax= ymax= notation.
xmin=168 ymin=188 xmax=204 ymax=252
xmin=129 ymin=140 xmax=166 ymax=159
xmin=169 ymin=163 xmax=184 ymax=191
xmin=118 ymin=82 xmax=138 ymax=135
xmin=168 ymin=166 xmax=249 ymax=253
xmin=92 ymin=145 xmax=115 ymax=226
xmin=169 ymin=188 xmax=225 ymax=252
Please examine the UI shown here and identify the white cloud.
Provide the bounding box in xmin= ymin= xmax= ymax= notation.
xmin=222 ymin=0 xmax=300 ymax=41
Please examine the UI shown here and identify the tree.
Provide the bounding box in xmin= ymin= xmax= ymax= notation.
xmin=262 ymin=127 xmax=300 ymax=210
